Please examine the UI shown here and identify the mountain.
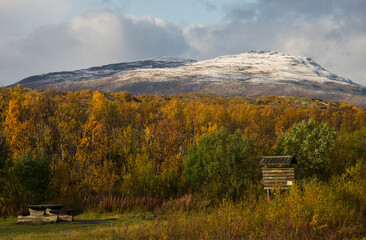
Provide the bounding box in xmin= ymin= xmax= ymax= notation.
xmin=9 ymin=51 xmax=366 ymax=108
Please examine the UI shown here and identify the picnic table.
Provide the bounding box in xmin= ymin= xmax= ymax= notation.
xmin=18 ymin=204 xmax=74 ymax=223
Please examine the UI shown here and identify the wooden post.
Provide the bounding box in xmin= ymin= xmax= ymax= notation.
xmin=266 ymin=189 xmax=270 ymax=201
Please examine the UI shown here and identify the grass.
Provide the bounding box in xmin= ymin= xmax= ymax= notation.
xmin=0 ymin=212 xmax=156 ymax=240
xmin=1 ymin=204 xmax=365 ymax=240
xmin=1 ymin=173 xmax=365 ymax=240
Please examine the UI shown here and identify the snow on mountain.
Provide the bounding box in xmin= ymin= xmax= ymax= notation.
xmin=104 ymin=50 xmax=354 ymax=86
xmin=9 ymin=51 xmax=366 ymax=108
xmin=10 ymin=56 xmax=196 ymax=88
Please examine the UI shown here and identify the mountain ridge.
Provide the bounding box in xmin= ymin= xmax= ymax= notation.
xmin=10 ymin=56 xmax=196 ymax=88
xmin=9 ymin=51 xmax=366 ymax=108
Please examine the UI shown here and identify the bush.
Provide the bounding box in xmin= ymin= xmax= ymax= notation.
xmin=276 ymin=119 xmax=336 ymax=179
xmin=6 ymin=150 xmax=52 ymax=207
xmin=183 ymin=128 xmax=258 ymax=201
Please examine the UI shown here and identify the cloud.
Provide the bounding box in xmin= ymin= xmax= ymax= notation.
xmin=0 ymin=0 xmax=365 ymax=86
xmin=0 ymin=0 xmax=72 ymax=35
xmin=0 ymin=11 xmax=188 ymax=85
xmin=182 ymin=0 xmax=366 ymax=85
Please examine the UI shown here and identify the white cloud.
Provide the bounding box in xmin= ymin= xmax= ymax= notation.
xmin=0 ymin=0 xmax=365 ymax=87
xmin=0 ymin=11 xmax=188 ymax=85
xmin=0 ymin=0 xmax=72 ymax=35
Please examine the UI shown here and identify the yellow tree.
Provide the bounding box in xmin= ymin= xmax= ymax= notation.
xmin=4 ymin=99 xmax=34 ymax=157
xmin=75 ymin=91 xmax=117 ymax=197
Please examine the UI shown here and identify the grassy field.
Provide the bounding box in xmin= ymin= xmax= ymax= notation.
xmin=0 ymin=212 xmax=158 ymax=240
xmin=1 ymin=174 xmax=366 ymax=240
xmin=1 ymin=201 xmax=365 ymax=240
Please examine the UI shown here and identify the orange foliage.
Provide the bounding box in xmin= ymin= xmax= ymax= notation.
xmin=0 ymin=88 xmax=365 ymax=199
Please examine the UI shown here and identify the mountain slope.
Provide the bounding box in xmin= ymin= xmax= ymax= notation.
xmin=10 ymin=57 xmax=196 ymax=89
xmin=10 ymin=51 xmax=366 ymax=108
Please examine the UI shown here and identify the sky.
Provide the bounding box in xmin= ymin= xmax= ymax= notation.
xmin=1 ymin=0 xmax=366 ymax=86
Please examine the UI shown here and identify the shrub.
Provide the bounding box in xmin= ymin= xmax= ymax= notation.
xmin=276 ymin=119 xmax=336 ymax=179
xmin=6 ymin=150 xmax=52 ymax=207
xmin=183 ymin=128 xmax=258 ymax=201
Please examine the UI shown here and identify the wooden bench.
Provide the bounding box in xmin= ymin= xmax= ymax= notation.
xmin=48 ymin=209 xmax=74 ymax=222
xmin=18 ymin=204 xmax=74 ymax=223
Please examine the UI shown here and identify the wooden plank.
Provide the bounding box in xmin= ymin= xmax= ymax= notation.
xmin=263 ymin=175 xmax=294 ymax=178
xmin=46 ymin=208 xmax=56 ymax=215
xmin=262 ymin=168 xmax=294 ymax=170
xmin=264 ymin=185 xmax=294 ymax=188
xmin=264 ymin=184 xmax=291 ymax=186
xmin=262 ymin=172 xmax=294 ymax=175
xmin=264 ymin=182 xmax=293 ymax=185
xmin=263 ymin=176 xmax=294 ymax=179
xmin=264 ymin=182 xmax=294 ymax=185
xmin=264 ymin=187 xmax=291 ymax=189
xmin=263 ymin=169 xmax=294 ymax=171
xmin=262 ymin=167 xmax=295 ymax=171
xmin=264 ymin=184 xmax=294 ymax=187
xmin=263 ymin=179 xmax=295 ymax=183
xmin=49 ymin=209 xmax=74 ymax=215
xmin=264 ymin=187 xmax=291 ymax=190
xmin=264 ymin=180 xmax=295 ymax=184
xmin=262 ymin=167 xmax=295 ymax=191
xmin=262 ymin=168 xmax=295 ymax=173
xmin=263 ymin=176 xmax=294 ymax=178
xmin=18 ymin=214 xmax=57 ymax=223
xmin=28 ymin=204 xmax=64 ymax=210
xmin=263 ymin=175 xmax=294 ymax=177
xmin=58 ymin=214 xmax=73 ymax=222
xmin=29 ymin=209 xmax=45 ymax=216
xmin=263 ymin=172 xmax=294 ymax=175
xmin=263 ymin=176 xmax=295 ymax=180
xmin=263 ymin=180 xmax=295 ymax=183
xmin=263 ymin=175 xmax=295 ymax=177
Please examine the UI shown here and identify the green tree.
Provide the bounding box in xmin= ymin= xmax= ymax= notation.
xmin=7 ymin=150 xmax=52 ymax=206
xmin=122 ymin=151 xmax=157 ymax=197
xmin=0 ymin=141 xmax=10 ymax=204
xmin=183 ymin=128 xmax=257 ymax=201
xmin=331 ymin=126 xmax=366 ymax=175
xmin=276 ymin=119 xmax=336 ymax=179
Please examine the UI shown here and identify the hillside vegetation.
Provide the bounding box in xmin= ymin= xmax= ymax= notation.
xmin=0 ymin=87 xmax=365 ymax=238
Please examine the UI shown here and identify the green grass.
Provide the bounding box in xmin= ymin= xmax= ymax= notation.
xmin=1 ymin=206 xmax=365 ymax=240
xmin=0 ymin=212 xmax=156 ymax=240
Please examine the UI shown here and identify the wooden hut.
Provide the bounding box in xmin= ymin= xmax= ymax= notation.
xmin=259 ymin=155 xmax=297 ymax=199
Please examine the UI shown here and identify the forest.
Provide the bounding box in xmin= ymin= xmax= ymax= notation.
xmin=0 ymin=86 xmax=365 ymax=238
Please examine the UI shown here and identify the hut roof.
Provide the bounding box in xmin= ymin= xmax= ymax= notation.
xmin=259 ymin=155 xmax=297 ymax=165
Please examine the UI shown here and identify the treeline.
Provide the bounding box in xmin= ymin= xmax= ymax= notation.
xmin=0 ymin=86 xmax=365 ymax=215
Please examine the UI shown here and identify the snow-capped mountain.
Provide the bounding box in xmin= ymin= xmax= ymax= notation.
xmin=10 ymin=57 xmax=196 ymax=89
xmin=10 ymin=51 xmax=366 ymax=108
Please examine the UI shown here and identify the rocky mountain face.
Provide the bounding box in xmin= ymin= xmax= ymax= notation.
xmin=10 ymin=51 xmax=366 ymax=108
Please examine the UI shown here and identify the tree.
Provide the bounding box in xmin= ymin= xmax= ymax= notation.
xmin=183 ymin=128 xmax=257 ymax=201
xmin=7 ymin=150 xmax=52 ymax=206
xmin=276 ymin=119 xmax=336 ymax=179
xmin=0 ymin=141 xmax=10 ymax=205
xmin=331 ymin=126 xmax=366 ymax=176
xmin=4 ymin=99 xmax=34 ymax=156
xmin=75 ymin=91 xmax=117 ymax=197
xmin=122 ymin=151 xmax=157 ymax=197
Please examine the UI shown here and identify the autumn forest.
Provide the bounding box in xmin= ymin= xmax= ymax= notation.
xmin=0 ymin=86 xmax=365 ymax=238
